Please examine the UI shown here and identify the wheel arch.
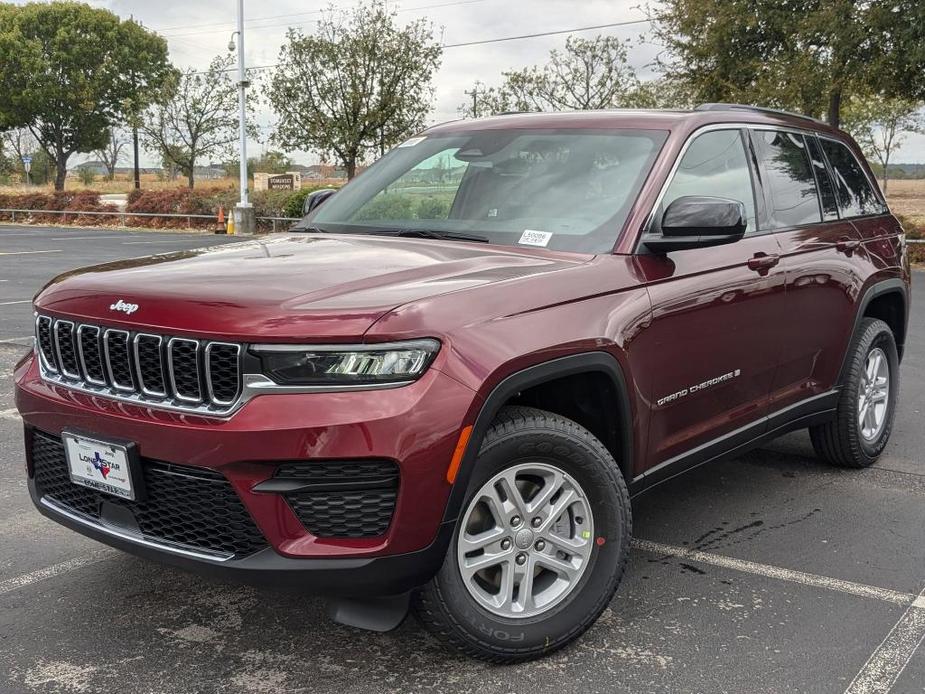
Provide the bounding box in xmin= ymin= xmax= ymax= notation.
xmin=442 ymin=351 xmax=634 ymax=524
xmin=838 ymin=278 xmax=909 ymax=385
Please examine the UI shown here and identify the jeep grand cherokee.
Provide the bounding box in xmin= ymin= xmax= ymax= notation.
xmin=14 ymin=104 xmax=910 ymax=661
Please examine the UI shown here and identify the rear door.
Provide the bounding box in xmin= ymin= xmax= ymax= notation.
xmin=633 ymin=128 xmax=786 ymax=475
xmin=756 ymin=129 xmax=870 ymax=411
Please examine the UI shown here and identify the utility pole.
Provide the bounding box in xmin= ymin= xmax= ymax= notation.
xmin=464 ymin=84 xmax=481 ymax=118
xmin=232 ymin=0 xmax=255 ymax=235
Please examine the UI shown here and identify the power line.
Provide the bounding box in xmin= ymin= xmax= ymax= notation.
xmin=158 ymin=0 xmax=488 ymax=39
xmin=443 ymin=18 xmax=651 ymax=48
xmin=192 ymin=17 xmax=653 ymax=74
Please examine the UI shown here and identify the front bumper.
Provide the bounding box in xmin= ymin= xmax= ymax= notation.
xmin=29 ymin=477 xmax=456 ymax=595
xmin=15 ymin=354 xmax=478 ymax=594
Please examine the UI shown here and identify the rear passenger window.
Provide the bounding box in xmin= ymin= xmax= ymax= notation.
xmin=753 ymin=130 xmax=821 ymax=229
xmin=820 ymin=138 xmax=886 ymax=217
xmin=663 ymin=129 xmax=756 ymax=233
xmin=807 ymin=137 xmax=839 ymax=221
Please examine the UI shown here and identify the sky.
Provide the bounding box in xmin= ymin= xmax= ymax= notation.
xmin=15 ymin=0 xmax=925 ymax=166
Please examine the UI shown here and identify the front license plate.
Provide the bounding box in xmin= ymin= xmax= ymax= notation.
xmin=63 ymin=432 xmax=138 ymax=501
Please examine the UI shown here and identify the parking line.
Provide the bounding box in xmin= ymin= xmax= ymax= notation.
xmin=0 ymin=250 xmax=62 ymax=256
xmin=0 ymin=336 xmax=33 ymax=344
xmin=632 ymin=539 xmax=914 ymax=606
xmin=0 ymin=551 xmax=111 ymax=596
xmin=844 ymin=586 xmax=925 ymax=694
xmin=0 ymin=409 xmax=21 ymax=421
xmin=0 ymin=300 xmax=30 ymax=306
xmin=121 ymin=240 xmax=203 ymax=245
xmin=49 ymin=236 xmax=116 ymax=241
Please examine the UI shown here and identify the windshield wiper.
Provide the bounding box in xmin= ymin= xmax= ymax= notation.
xmin=379 ymin=228 xmax=489 ymax=243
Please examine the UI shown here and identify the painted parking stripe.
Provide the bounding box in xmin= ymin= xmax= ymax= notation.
xmin=0 ymin=408 xmax=21 ymax=421
xmin=0 ymin=250 xmax=62 ymax=256
xmin=632 ymin=539 xmax=914 ymax=606
xmin=0 ymin=337 xmax=33 ymax=344
xmin=843 ymin=586 xmax=925 ymax=694
xmin=0 ymin=300 xmax=30 ymax=306
xmin=0 ymin=551 xmax=111 ymax=596
xmin=49 ymin=235 xmax=117 ymax=241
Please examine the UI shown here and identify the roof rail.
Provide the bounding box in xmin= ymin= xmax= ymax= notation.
xmin=694 ymin=103 xmax=828 ymax=126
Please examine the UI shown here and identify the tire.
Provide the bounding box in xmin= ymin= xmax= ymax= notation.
xmin=413 ymin=406 xmax=631 ymax=662
xmin=810 ymin=318 xmax=899 ymax=468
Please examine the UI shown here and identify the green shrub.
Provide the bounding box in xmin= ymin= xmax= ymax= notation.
xmin=353 ymin=194 xmax=414 ymax=221
xmin=416 ymin=196 xmax=451 ymax=220
xmin=77 ymin=168 xmax=96 ymax=186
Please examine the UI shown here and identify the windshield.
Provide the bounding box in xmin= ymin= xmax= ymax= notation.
xmin=311 ymin=128 xmax=668 ymax=254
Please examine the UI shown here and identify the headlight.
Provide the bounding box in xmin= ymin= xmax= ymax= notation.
xmin=251 ymin=339 xmax=440 ymax=386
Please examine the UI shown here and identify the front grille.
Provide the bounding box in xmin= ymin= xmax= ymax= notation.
xmin=31 ymin=431 xmax=267 ymax=557
xmin=278 ymin=460 xmax=399 ymax=538
xmin=35 ymin=315 xmax=243 ymax=415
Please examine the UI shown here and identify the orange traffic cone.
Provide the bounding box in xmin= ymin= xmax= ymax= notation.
xmin=215 ymin=206 xmax=227 ymax=234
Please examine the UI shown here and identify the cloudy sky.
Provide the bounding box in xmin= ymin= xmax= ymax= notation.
xmin=17 ymin=0 xmax=925 ymax=165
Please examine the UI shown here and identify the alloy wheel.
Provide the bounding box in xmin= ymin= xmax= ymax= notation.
xmin=456 ymin=462 xmax=594 ymax=619
xmin=858 ymin=346 xmax=890 ymax=442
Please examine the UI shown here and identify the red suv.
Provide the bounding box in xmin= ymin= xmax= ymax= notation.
xmin=15 ymin=105 xmax=909 ymax=661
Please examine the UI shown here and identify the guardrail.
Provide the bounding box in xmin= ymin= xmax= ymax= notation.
xmin=0 ymin=208 xmax=302 ymax=232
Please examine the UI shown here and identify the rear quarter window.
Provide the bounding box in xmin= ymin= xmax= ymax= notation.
xmin=819 ymin=138 xmax=887 ymax=218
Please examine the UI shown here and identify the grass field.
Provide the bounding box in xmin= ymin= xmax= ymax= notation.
xmin=883 ymin=178 xmax=925 ymax=228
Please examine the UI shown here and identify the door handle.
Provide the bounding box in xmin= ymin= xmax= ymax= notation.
xmin=747 ymin=252 xmax=780 ymax=275
xmin=836 ymin=237 xmax=861 ymax=255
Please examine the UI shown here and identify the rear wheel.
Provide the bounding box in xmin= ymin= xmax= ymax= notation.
xmin=414 ymin=406 xmax=631 ymax=662
xmin=810 ymin=318 xmax=899 ymax=468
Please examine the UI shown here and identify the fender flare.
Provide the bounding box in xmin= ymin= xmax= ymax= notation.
xmin=441 ymin=351 xmax=634 ymax=524
xmin=836 ymin=278 xmax=909 ymax=384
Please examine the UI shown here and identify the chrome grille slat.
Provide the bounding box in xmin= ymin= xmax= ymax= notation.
xmin=76 ymin=325 xmax=106 ymax=386
xmin=35 ymin=316 xmax=58 ymax=373
xmin=134 ymin=334 xmax=167 ymax=397
xmin=204 ymin=343 xmax=242 ymax=406
xmin=167 ymin=338 xmax=203 ymax=403
xmin=35 ymin=315 xmax=242 ymax=416
xmin=54 ymin=321 xmax=80 ymax=379
xmin=104 ymin=329 xmax=135 ymax=392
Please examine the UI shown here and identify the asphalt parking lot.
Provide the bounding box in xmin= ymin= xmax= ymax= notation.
xmin=1 ymin=225 xmax=923 ymax=694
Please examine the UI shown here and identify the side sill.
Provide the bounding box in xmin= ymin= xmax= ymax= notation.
xmin=631 ymin=390 xmax=838 ymax=496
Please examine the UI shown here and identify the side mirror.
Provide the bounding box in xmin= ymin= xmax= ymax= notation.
xmin=643 ymin=195 xmax=747 ymax=253
xmin=302 ymin=188 xmax=337 ymax=216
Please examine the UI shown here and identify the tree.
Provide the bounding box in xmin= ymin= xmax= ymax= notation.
xmin=0 ymin=127 xmax=38 ymax=183
xmin=0 ymin=2 xmax=171 ymax=190
xmin=844 ymin=97 xmax=924 ymax=194
xmin=460 ymin=35 xmax=639 ymax=118
xmin=112 ymin=18 xmax=174 ymax=190
xmin=93 ymin=127 xmax=129 ymax=180
xmin=143 ymin=55 xmax=254 ymax=189
xmin=648 ymin=0 xmax=925 ymax=130
xmin=268 ymin=1 xmax=441 ymax=179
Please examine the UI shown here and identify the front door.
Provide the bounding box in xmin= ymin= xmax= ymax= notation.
xmin=632 ymin=128 xmax=787 ymax=477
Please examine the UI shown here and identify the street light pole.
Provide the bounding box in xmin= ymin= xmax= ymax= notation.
xmin=234 ymin=0 xmax=255 ymax=234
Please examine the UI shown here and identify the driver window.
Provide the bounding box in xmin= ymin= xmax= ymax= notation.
xmin=663 ymin=129 xmax=757 ymax=234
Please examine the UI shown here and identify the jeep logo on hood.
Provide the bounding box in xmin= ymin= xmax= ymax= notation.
xmin=109 ymin=299 xmax=139 ymax=315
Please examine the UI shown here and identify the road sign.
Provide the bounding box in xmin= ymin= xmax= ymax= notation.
xmin=22 ymin=156 xmax=31 ymax=173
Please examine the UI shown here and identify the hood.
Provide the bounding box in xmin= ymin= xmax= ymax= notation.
xmin=34 ymin=234 xmax=588 ymax=341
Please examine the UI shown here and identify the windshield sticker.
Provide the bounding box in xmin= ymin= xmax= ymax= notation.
xmin=519 ymin=229 xmax=552 ymax=247
xmin=398 ymin=136 xmax=427 ymax=148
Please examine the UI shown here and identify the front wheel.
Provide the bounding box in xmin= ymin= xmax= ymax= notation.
xmin=414 ymin=406 xmax=631 ymax=662
xmin=810 ymin=317 xmax=899 ymax=468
